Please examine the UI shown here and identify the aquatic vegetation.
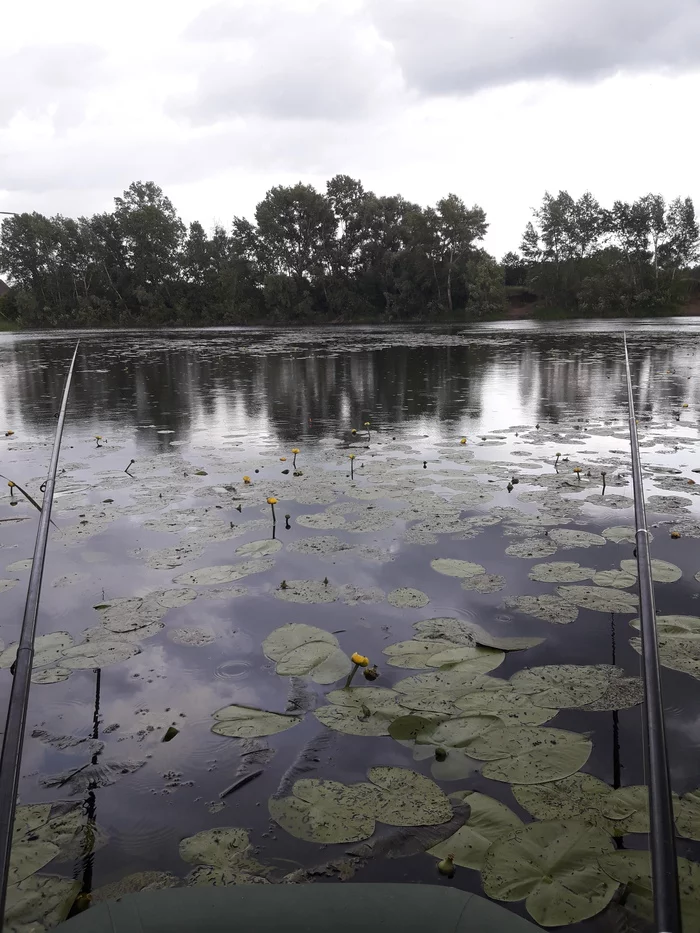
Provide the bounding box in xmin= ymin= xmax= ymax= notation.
xmin=266 ymin=495 xmax=278 ymax=523
xmin=263 ymin=623 xmax=350 ymax=683
xmin=291 ymin=448 xmax=300 ymax=468
xmin=348 ymin=453 xmax=355 ymax=479
xmin=211 ymin=705 xmax=303 ymax=738
xmin=429 ymin=792 xmax=523 ymax=870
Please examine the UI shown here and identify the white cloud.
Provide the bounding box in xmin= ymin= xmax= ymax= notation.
xmin=1 ymin=0 xmax=699 ymax=259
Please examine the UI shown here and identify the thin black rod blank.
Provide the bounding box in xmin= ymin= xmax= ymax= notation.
xmin=0 ymin=341 xmax=80 ymax=919
xmin=623 ymin=334 xmax=681 ymax=933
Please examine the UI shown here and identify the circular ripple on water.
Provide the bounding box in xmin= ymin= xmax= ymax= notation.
xmin=215 ymin=660 xmax=252 ymax=680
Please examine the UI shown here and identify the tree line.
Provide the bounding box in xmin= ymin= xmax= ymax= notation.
xmin=0 ymin=179 xmax=698 ymax=327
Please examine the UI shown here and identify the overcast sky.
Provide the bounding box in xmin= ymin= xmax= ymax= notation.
xmin=2 ymin=0 xmax=699 ymax=257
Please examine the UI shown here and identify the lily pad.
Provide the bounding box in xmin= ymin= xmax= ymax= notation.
xmin=413 ymin=617 xmax=544 ymax=652
xmin=528 ymin=562 xmax=595 ymax=584
xmin=235 ymin=539 xmax=283 ymax=558
xmin=505 ymin=539 xmax=558 ymax=559
xmin=549 ymin=528 xmax=606 ymax=549
xmin=0 ymin=579 xmax=19 ymax=594
xmin=361 ymin=766 xmax=452 ymax=827
xmin=273 ymin=580 xmax=339 ymax=603
xmin=505 ymin=595 xmax=579 ymax=625
xmin=384 ymin=640 xmax=451 ymax=670
xmin=428 ymin=791 xmax=523 ymax=870
xmin=512 ymin=774 xmax=616 ymax=831
xmin=426 ymin=645 xmax=505 ymax=675
xmin=149 ymin=588 xmax=198 ymax=609
xmin=0 ymin=632 xmax=74 ymax=670
xmin=8 ymin=840 xmax=59 ymax=886
xmin=620 ymin=558 xmax=682 ymax=583
xmin=268 ymin=779 xmax=378 ymax=844
xmin=179 ymin=827 xmax=251 ymax=868
xmin=598 ymin=851 xmax=700 ymax=929
xmin=592 ymin=569 xmax=637 ymax=588
xmin=430 ymin=559 xmax=485 ymax=579
xmin=556 ymin=585 xmax=638 ymax=613
xmin=173 ymin=560 xmax=274 ymax=586
xmin=60 ymin=639 xmax=141 ymax=669
xmin=482 ymin=820 xmax=617 ymax=926
xmin=93 ymin=871 xmax=180 ymax=903
xmin=646 ymin=494 xmax=692 ymax=512
xmin=455 ymin=687 xmax=556 ymax=726
xmin=5 ymin=874 xmax=81 ymax=930
xmin=466 ymin=725 xmax=592 ymax=784
xmin=168 ymin=627 xmax=217 ymax=647
xmin=460 ymin=573 xmax=506 ymax=594
xmin=313 ymin=688 xmax=406 ymax=736
xmin=510 ymin=664 xmax=611 ymax=708
xmin=387 ymin=587 xmax=430 ymax=609
xmin=602 ymin=526 xmax=651 ymax=544
xmin=212 ymin=705 xmax=302 ymax=738
xmin=263 ymin=624 xmax=349 ymax=684
xmin=675 ymin=788 xmax=700 ymax=841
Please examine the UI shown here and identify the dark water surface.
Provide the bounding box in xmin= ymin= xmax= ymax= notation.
xmin=1 ymin=320 xmax=700 ymax=929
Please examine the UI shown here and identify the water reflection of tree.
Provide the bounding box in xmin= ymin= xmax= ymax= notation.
xmin=4 ymin=331 xmax=699 ymax=447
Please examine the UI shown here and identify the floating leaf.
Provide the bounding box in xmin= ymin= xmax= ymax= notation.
xmin=212 ymin=705 xmax=302 ymax=738
xmin=482 ymin=820 xmax=617 ymax=926
xmin=646 ymin=494 xmax=692 ymax=512
xmin=0 ymin=632 xmax=74 ymax=670
xmin=505 ymin=595 xmax=579 ymax=625
xmin=413 ymin=617 xmax=544 ymax=651
xmin=599 ymin=851 xmax=700 ymax=930
xmin=313 ymin=688 xmax=405 ymax=736
xmin=600 ymin=786 xmax=651 ymax=832
xmin=5 ymin=874 xmax=80 ymax=931
xmin=40 ymin=760 xmax=145 ymax=796
xmin=505 ymin=539 xmax=558 ymax=558
xmin=455 ymin=687 xmax=555 ymax=725
xmin=556 ymin=585 xmax=638 ymax=613
xmin=510 ymin=664 xmax=611 ymax=708
xmin=620 ymin=558 xmax=682 ymax=583
xmin=173 ymin=560 xmax=274 ymax=586
xmin=549 ymin=528 xmax=606 ymax=549
xmin=592 ymin=569 xmax=637 ymax=588
xmin=426 ymin=644 xmax=505 ymax=675
xmin=675 ymin=788 xmax=700 ymax=841
xmin=149 ymin=588 xmax=197 ymax=609
xmin=60 ymin=639 xmax=141 ymax=669
xmin=512 ymin=774 xmax=616 ymax=831
xmin=263 ymin=623 xmax=336 ymax=661
xmin=235 ymin=539 xmax=282 ymax=558
xmin=8 ymin=840 xmax=59 ymax=886
xmin=93 ymin=871 xmax=180 ymax=903
xmin=430 ymin=559 xmax=485 ymax=579
xmin=179 ymin=828 xmax=250 ymax=868
xmin=580 ymin=670 xmax=644 ymax=711
xmin=268 ymin=779 xmax=378 ymax=843
xmin=273 ymin=580 xmax=339 ymax=603
xmin=31 ymin=667 xmax=72 ymax=685
xmin=263 ymin=623 xmax=349 ymax=684
xmin=428 ymin=791 xmax=523 ymax=870
xmin=361 ymin=766 xmax=452 ymax=827
xmin=384 ymin=640 xmax=449 ymax=669
xmin=460 ymin=573 xmax=506 ymax=593
xmin=387 ymin=587 xmax=429 ymax=608
xmin=0 ymin=579 xmax=18 ymax=594
xmin=528 ymin=561 xmax=596 ymax=583
xmin=466 ymin=725 xmax=592 ymax=783
xmin=602 ymin=525 xmax=652 ymax=544
xmin=390 ymin=713 xmax=499 ymax=749
xmin=168 ymin=627 xmax=217 ymax=647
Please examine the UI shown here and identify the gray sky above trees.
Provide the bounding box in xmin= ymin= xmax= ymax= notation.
xmin=1 ymin=0 xmax=699 ymax=257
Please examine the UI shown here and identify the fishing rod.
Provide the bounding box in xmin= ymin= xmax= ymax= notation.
xmin=623 ymin=333 xmax=681 ymax=933
xmin=0 ymin=341 xmax=80 ymax=920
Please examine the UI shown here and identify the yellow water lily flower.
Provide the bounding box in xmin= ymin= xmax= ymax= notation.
xmin=351 ymin=653 xmax=369 ymax=667
xmin=279 ymin=457 xmax=287 ymax=462
xmin=267 ymin=497 xmax=278 ymax=505
xmin=349 ymin=454 xmax=355 ymax=460
xmin=4 ymin=430 xmax=14 ymax=436
xmin=460 ymin=437 xmax=467 ymax=445
xmin=291 ymin=448 xmax=300 ymax=455
xmin=243 ymin=475 xmax=251 ymax=484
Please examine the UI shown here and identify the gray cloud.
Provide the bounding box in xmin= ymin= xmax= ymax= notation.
xmin=171 ymin=2 xmax=401 ymax=123
xmin=369 ymin=0 xmax=700 ymax=95
xmin=0 ymin=44 xmax=109 ymax=130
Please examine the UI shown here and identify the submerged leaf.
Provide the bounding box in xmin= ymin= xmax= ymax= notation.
xmin=212 ymin=705 xmax=302 ymax=738
xmin=482 ymin=820 xmax=617 ymax=926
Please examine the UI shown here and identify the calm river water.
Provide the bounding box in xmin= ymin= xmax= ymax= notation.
xmin=1 ymin=320 xmax=700 ymax=930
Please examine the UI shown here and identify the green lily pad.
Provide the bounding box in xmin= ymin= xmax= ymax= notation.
xmin=263 ymin=623 xmax=349 ymax=684
xmin=168 ymin=627 xmax=217 ymax=647
xmin=426 ymin=645 xmax=505 ymax=675
xmin=0 ymin=632 xmax=74 ymax=670
xmin=510 ymin=664 xmax=611 ymax=708
xmin=598 ymin=851 xmax=700 ymax=929
xmin=390 ymin=713 xmax=500 ymax=750
xmin=528 ymin=562 xmax=596 ymax=583
xmin=646 ymin=494 xmax=692 ymax=512
xmin=632 ymin=632 xmax=700 ymax=680
xmin=631 ymin=614 xmax=700 ymax=634
xmin=8 ymin=839 xmax=59 ymax=886
xmin=455 ymin=687 xmax=556 ymax=725
xmin=548 ymin=528 xmax=606 ymax=548
xmin=602 ymin=526 xmax=638 ymax=544
xmin=211 ymin=705 xmax=302 ymax=738
xmin=580 ymin=670 xmax=644 ymax=711
xmin=263 ymin=623 xmax=336 ymax=660
xmin=60 ymin=639 xmax=141 ymax=669
xmin=148 ymin=588 xmax=198 ymax=609
xmin=173 ymin=560 xmax=274 ymax=586
xmin=93 ymin=871 xmax=180 ymax=903
xmin=387 ymin=588 xmax=430 ymax=608
xmin=384 ymin=640 xmax=448 ymax=669
xmin=179 ymin=828 xmax=251 ymax=868
xmin=620 ymin=558 xmax=682 ymax=583
xmin=273 ymin=580 xmax=339 ymax=603
xmin=460 ymin=573 xmax=506 ymax=593
xmin=556 ymin=585 xmax=638 ymax=613
xmin=675 ymin=788 xmax=700 ymax=841
xmin=361 ymin=766 xmax=452 ymax=827
xmin=413 ymin=617 xmax=543 ymax=652
xmin=482 ymin=820 xmax=617 ymax=926
xmin=505 ymin=595 xmax=579 ymax=625
xmin=5 ymin=874 xmax=81 ymax=931
xmin=467 ymin=725 xmax=592 ymax=784
xmin=513 ymin=774 xmax=616 ymax=831
xmin=268 ymin=779 xmax=378 ymax=843
xmin=428 ymin=791 xmax=523 ymax=870
xmin=235 ymin=539 xmax=283 ymax=558
xmin=313 ymin=688 xmax=406 ymax=736
xmin=430 ymin=559 xmax=485 ymax=579
xmin=599 ymin=786 xmax=651 ymax=832
xmin=592 ymin=569 xmax=637 ymax=588
xmin=505 ymin=539 xmax=558 ymax=559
